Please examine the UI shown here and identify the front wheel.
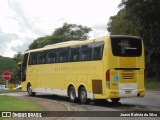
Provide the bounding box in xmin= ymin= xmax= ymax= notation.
xmin=111 ymin=98 xmax=120 ymax=103
xmin=27 ymin=84 xmax=36 ymax=96
xmin=79 ymin=87 xmax=88 ymax=104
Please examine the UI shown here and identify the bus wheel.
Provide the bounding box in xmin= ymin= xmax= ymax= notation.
xmin=79 ymin=87 xmax=88 ymax=104
xmin=68 ymin=86 xmax=77 ymax=102
xmin=27 ymin=84 xmax=36 ymax=96
xmin=111 ymin=98 xmax=120 ymax=103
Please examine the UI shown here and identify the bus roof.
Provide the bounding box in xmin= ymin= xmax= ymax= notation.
xmin=25 ymin=35 xmax=141 ymax=53
xmin=110 ymin=35 xmax=141 ymax=39
xmin=25 ymin=36 xmax=107 ymax=53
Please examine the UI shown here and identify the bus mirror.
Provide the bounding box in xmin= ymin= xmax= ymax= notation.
xmin=17 ymin=66 xmax=21 ymax=71
xmin=17 ymin=64 xmax=22 ymax=71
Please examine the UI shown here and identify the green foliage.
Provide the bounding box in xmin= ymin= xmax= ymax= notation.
xmin=0 ymin=89 xmax=21 ymax=94
xmin=145 ymin=81 xmax=160 ymax=90
xmin=120 ymin=0 xmax=160 ymax=48
xmin=13 ymin=51 xmax=23 ymax=63
xmin=29 ymin=36 xmax=51 ymax=50
xmin=0 ymin=95 xmax=41 ymax=111
xmin=53 ymin=23 xmax=91 ymax=40
xmin=107 ymin=9 xmax=140 ymax=35
xmin=0 ymin=56 xmax=16 ymax=71
xmin=29 ymin=23 xmax=92 ymax=49
xmin=108 ymin=0 xmax=160 ymax=81
xmin=0 ymin=56 xmax=17 ymax=84
xmin=0 ymin=55 xmax=22 ymax=84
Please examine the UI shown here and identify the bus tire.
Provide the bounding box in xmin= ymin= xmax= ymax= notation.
xmin=68 ymin=86 xmax=77 ymax=102
xmin=111 ymin=98 xmax=120 ymax=103
xmin=27 ymin=84 xmax=36 ymax=96
xmin=79 ymin=87 xmax=88 ymax=104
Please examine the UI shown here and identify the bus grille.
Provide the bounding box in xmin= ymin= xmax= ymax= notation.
xmin=122 ymin=73 xmax=134 ymax=80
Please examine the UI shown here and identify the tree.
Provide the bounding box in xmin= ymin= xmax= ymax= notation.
xmin=120 ymin=0 xmax=160 ymax=48
xmin=108 ymin=0 xmax=160 ymax=81
xmin=107 ymin=9 xmax=141 ymax=35
xmin=120 ymin=0 xmax=160 ymax=81
xmin=29 ymin=23 xmax=92 ymax=49
xmin=53 ymin=23 xmax=92 ymax=40
xmin=0 ymin=56 xmax=17 ymax=84
xmin=13 ymin=51 xmax=23 ymax=63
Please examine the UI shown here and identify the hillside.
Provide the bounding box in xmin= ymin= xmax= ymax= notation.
xmin=0 ymin=56 xmax=17 ymax=84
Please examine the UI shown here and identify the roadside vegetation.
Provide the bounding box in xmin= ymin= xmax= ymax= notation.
xmin=0 ymin=89 xmax=21 ymax=94
xmin=0 ymin=95 xmax=41 ymax=111
xmin=145 ymin=81 xmax=160 ymax=90
xmin=108 ymin=0 xmax=160 ymax=83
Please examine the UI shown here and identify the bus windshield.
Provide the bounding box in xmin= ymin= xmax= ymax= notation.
xmin=111 ymin=37 xmax=142 ymax=57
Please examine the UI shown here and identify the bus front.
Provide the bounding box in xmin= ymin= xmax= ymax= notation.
xmin=106 ymin=35 xmax=145 ymax=101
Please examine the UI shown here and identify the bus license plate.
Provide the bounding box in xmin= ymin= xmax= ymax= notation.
xmin=125 ymin=91 xmax=131 ymax=94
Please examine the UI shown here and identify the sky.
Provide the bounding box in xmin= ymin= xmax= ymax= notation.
xmin=0 ymin=0 xmax=121 ymax=58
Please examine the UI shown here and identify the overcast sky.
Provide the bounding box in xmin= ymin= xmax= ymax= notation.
xmin=0 ymin=0 xmax=121 ymax=58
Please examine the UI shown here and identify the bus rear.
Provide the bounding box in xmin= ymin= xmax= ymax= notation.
xmin=106 ymin=35 xmax=145 ymax=100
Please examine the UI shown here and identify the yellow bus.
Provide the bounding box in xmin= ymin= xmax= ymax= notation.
xmin=20 ymin=35 xmax=145 ymax=104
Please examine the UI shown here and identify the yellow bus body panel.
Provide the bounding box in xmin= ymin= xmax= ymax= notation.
xmin=21 ymin=35 xmax=145 ymax=100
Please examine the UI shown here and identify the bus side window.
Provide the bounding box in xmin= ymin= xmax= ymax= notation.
xmin=29 ymin=52 xmax=38 ymax=65
xmin=46 ymin=50 xmax=57 ymax=63
xmin=58 ymin=47 xmax=68 ymax=63
xmin=80 ymin=44 xmax=91 ymax=61
xmin=38 ymin=51 xmax=46 ymax=64
xmin=69 ymin=46 xmax=80 ymax=62
xmin=92 ymin=42 xmax=104 ymax=60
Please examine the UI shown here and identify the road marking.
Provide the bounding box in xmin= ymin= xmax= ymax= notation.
xmin=59 ymin=102 xmax=71 ymax=111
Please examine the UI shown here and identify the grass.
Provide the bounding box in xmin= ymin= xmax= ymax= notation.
xmin=145 ymin=81 xmax=160 ymax=90
xmin=0 ymin=89 xmax=22 ymax=94
xmin=0 ymin=95 xmax=41 ymax=111
xmin=0 ymin=95 xmax=42 ymax=120
xmin=0 ymin=88 xmax=43 ymax=120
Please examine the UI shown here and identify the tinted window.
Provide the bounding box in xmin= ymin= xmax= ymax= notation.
xmin=22 ymin=53 xmax=29 ymax=81
xmin=111 ymin=37 xmax=142 ymax=57
xmin=92 ymin=42 xmax=104 ymax=60
xmin=69 ymin=46 xmax=80 ymax=62
xmin=46 ymin=49 xmax=57 ymax=63
xmin=80 ymin=44 xmax=91 ymax=61
xmin=58 ymin=47 xmax=68 ymax=62
xmin=22 ymin=53 xmax=29 ymax=67
xmin=29 ymin=52 xmax=38 ymax=65
xmin=38 ymin=51 xmax=46 ymax=64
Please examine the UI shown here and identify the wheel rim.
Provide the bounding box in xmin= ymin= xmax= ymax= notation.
xmin=28 ymin=86 xmax=32 ymax=95
xmin=70 ymin=90 xmax=75 ymax=100
xmin=81 ymin=90 xmax=87 ymax=102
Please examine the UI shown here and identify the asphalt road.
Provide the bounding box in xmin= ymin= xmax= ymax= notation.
xmin=1 ymin=90 xmax=160 ymax=120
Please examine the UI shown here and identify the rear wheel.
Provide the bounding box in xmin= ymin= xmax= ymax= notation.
xmin=68 ymin=86 xmax=77 ymax=102
xmin=111 ymin=98 xmax=120 ymax=103
xmin=79 ymin=87 xmax=88 ymax=104
xmin=27 ymin=84 xmax=36 ymax=96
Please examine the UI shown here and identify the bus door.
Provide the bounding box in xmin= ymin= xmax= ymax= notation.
xmin=17 ymin=62 xmax=22 ymax=81
xmin=21 ymin=53 xmax=29 ymax=82
xmin=27 ymin=52 xmax=38 ymax=90
xmin=20 ymin=53 xmax=29 ymax=91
